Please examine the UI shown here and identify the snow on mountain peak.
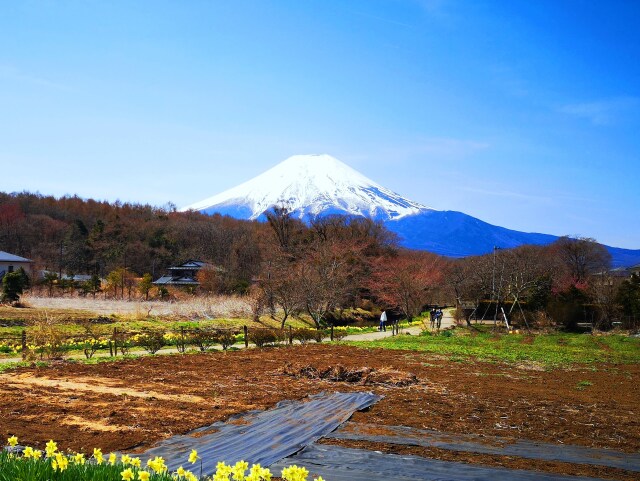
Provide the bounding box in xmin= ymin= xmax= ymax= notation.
xmin=181 ymin=154 xmax=432 ymax=221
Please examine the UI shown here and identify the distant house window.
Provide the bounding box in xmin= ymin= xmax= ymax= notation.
xmin=8 ymin=265 xmax=13 ymax=273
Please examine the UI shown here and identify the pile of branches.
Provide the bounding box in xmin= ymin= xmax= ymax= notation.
xmin=281 ymin=363 xmax=418 ymax=387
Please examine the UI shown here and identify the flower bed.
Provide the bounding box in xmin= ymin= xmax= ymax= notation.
xmin=2 ymin=436 xmax=325 ymax=481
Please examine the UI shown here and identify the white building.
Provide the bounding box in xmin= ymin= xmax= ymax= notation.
xmin=0 ymin=251 xmax=33 ymax=280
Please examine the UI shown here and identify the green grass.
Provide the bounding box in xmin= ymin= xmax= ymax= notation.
xmin=348 ymin=328 xmax=640 ymax=366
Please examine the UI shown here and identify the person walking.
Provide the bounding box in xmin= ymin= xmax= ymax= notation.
xmin=436 ymin=309 xmax=443 ymax=329
xmin=379 ymin=310 xmax=387 ymax=332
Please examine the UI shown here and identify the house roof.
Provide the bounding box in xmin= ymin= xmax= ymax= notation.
xmin=0 ymin=250 xmax=32 ymax=263
xmin=168 ymin=260 xmax=208 ymax=270
xmin=153 ymin=275 xmax=200 ymax=286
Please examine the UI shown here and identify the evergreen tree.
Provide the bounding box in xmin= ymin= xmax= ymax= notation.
xmin=1 ymin=268 xmax=29 ymax=303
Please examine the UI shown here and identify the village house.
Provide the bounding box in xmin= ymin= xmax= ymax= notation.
xmin=153 ymin=260 xmax=219 ymax=287
xmin=0 ymin=250 xmax=33 ymax=280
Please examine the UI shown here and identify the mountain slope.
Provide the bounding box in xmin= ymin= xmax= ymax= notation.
xmin=183 ymin=154 xmax=640 ymax=267
xmin=387 ymin=210 xmax=557 ymax=257
xmin=181 ymin=154 xmax=430 ymax=221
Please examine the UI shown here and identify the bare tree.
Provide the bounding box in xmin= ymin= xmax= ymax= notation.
xmin=266 ymin=205 xmax=304 ymax=252
xmin=370 ymin=251 xmax=446 ymax=321
xmin=297 ymin=240 xmax=354 ymax=328
xmin=552 ymin=236 xmax=611 ymax=285
xmin=260 ymin=253 xmax=303 ymax=327
xmin=502 ymin=245 xmax=552 ymax=328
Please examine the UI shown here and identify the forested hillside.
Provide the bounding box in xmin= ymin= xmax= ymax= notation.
xmin=0 ymin=192 xmax=264 ymax=284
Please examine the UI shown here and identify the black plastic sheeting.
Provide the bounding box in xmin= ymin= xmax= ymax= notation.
xmin=327 ymin=422 xmax=640 ymax=473
xmin=139 ymin=392 xmax=381 ymax=474
xmin=270 ymin=444 xmax=611 ymax=481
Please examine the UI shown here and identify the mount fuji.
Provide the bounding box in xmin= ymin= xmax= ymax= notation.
xmin=182 ymin=154 xmax=640 ymax=267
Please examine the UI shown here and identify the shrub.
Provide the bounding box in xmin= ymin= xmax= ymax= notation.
xmin=248 ymin=328 xmax=282 ymax=348
xmin=212 ymin=330 xmax=237 ymax=350
xmin=293 ymin=328 xmax=323 ymax=344
xmin=332 ymin=329 xmax=347 ymax=341
xmin=27 ymin=314 xmax=67 ymax=360
xmin=190 ymin=329 xmax=218 ymax=351
xmin=1 ymin=268 xmax=30 ymax=303
xmin=138 ymin=330 xmax=166 ymax=354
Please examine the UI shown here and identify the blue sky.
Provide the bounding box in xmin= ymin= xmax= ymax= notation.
xmin=1 ymin=0 xmax=639 ymax=248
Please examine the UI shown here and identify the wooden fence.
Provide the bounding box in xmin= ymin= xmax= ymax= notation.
xmin=1 ymin=325 xmax=352 ymax=361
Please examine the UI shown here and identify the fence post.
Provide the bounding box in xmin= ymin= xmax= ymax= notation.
xmin=21 ymin=329 xmax=27 ymax=360
xmin=243 ymin=326 xmax=249 ymax=348
xmin=113 ymin=327 xmax=118 ymax=356
xmin=330 ymin=325 xmax=334 ymax=341
xmin=180 ymin=326 xmax=185 ymax=353
xmin=289 ymin=325 xmax=293 ymax=345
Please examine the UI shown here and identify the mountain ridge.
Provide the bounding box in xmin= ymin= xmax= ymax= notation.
xmin=183 ymin=154 xmax=640 ymax=267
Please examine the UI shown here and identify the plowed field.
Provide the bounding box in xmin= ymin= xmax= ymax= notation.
xmin=2 ymin=345 xmax=638 ymax=480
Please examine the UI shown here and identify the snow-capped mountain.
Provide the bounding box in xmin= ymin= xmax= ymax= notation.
xmin=183 ymin=154 xmax=640 ymax=267
xmin=181 ymin=154 xmax=430 ymax=221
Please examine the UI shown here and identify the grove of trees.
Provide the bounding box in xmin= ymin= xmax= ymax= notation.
xmin=1 ymin=191 xmax=638 ymax=330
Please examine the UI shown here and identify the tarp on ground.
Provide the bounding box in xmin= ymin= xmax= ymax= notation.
xmin=270 ymin=444 xmax=611 ymax=481
xmin=139 ymin=391 xmax=381 ymax=474
xmin=327 ymin=422 xmax=640 ymax=472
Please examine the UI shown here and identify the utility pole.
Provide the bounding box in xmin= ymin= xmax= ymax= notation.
xmin=492 ymin=246 xmax=501 ymax=324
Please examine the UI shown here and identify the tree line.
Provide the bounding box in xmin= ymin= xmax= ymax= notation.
xmin=1 ymin=192 xmax=638 ymax=329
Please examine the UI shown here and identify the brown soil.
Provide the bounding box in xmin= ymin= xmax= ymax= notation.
xmin=1 ymin=345 xmax=638 ymax=478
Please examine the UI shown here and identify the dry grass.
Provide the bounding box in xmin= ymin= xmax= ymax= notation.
xmin=22 ymin=294 xmax=253 ymax=318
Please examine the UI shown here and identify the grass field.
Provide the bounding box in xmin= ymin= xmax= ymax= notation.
xmin=349 ymin=327 xmax=640 ymax=365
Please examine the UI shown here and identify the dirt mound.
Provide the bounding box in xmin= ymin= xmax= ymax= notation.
xmin=282 ymin=363 xmax=418 ymax=387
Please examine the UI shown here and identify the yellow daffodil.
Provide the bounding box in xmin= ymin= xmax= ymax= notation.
xmin=185 ymin=472 xmax=198 ymax=481
xmin=138 ymin=471 xmax=151 ymax=481
xmin=109 ymin=453 xmax=118 ymax=465
xmin=32 ymin=449 xmax=43 ymax=460
xmin=214 ymin=461 xmax=233 ymax=480
xmin=248 ymin=464 xmax=272 ymax=481
xmin=45 ymin=440 xmax=57 ymax=458
xmin=23 ymin=446 xmax=34 ymax=458
xmin=177 ymin=466 xmax=186 ymax=477
xmin=130 ymin=456 xmax=141 ymax=468
xmin=53 ymin=452 xmax=68 ymax=472
xmin=281 ymin=465 xmax=309 ymax=481
xmin=121 ymin=467 xmax=135 ymax=481
xmin=188 ymin=449 xmax=199 ymax=464
xmin=7 ymin=435 xmax=18 ymax=447
xmin=147 ymin=456 xmax=168 ymax=474
xmin=121 ymin=454 xmax=132 ymax=465
xmin=94 ymin=448 xmax=104 ymax=464
xmin=233 ymin=460 xmax=249 ymax=480
xmin=74 ymin=452 xmax=86 ymax=465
